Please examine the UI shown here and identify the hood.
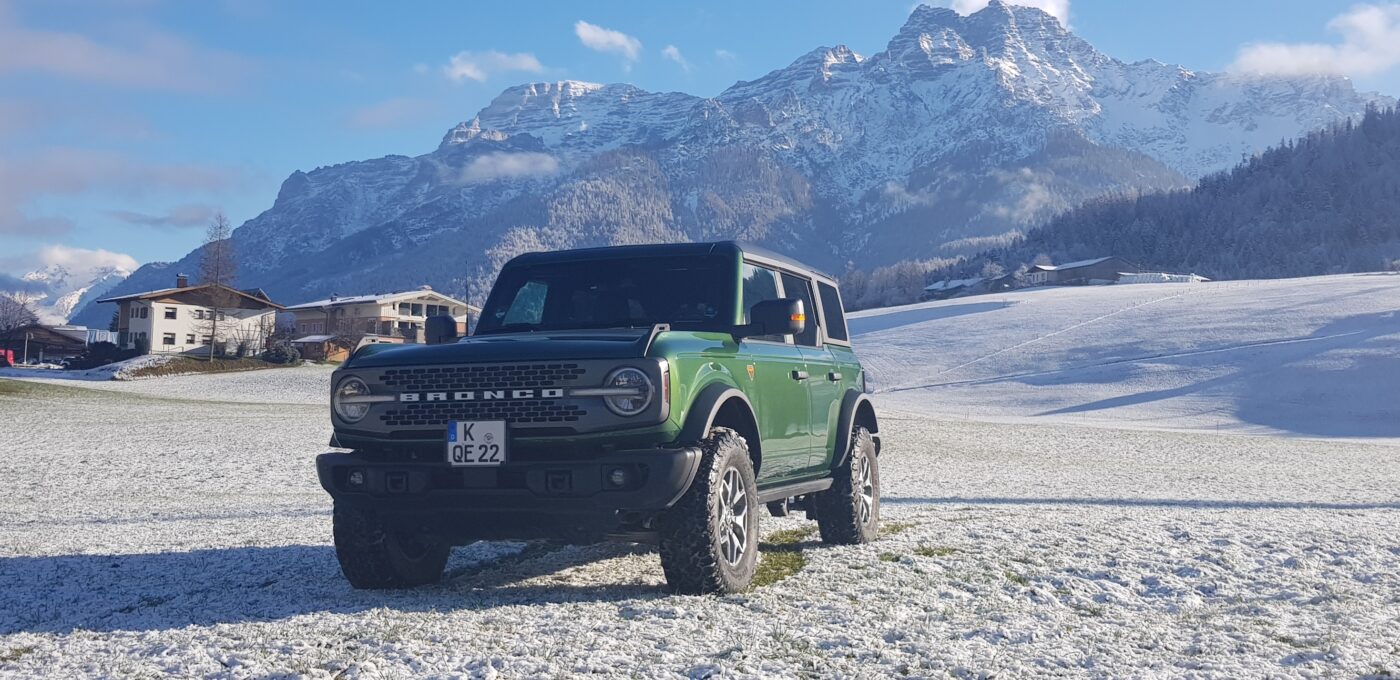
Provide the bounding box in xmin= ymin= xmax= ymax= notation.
xmin=342 ymin=329 xmax=653 ymax=368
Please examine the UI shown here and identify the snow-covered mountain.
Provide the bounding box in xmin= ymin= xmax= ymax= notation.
xmin=11 ymin=264 xmax=131 ymax=325
xmin=73 ymin=1 xmax=1393 ymax=326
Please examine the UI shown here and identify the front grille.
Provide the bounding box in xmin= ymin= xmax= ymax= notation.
xmin=380 ymin=400 xmax=588 ymax=427
xmin=379 ymin=363 xmax=587 ymax=392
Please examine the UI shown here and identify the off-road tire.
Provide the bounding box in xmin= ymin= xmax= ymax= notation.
xmin=658 ymin=427 xmax=760 ymax=594
xmin=816 ymin=426 xmax=880 ymax=544
xmin=333 ymin=503 xmax=450 ymax=589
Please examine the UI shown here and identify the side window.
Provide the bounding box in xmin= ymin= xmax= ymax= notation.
xmin=817 ymin=282 xmax=849 ymax=342
xmin=779 ymin=273 xmax=820 ymax=347
xmin=500 ymin=280 xmax=547 ymax=326
xmin=741 ymin=263 xmax=785 ymax=343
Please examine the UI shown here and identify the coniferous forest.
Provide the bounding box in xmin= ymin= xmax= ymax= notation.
xmin=959 ymin=106 xmax=1400 ymax=280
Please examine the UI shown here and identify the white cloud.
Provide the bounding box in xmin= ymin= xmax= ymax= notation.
xmin=662 ymin=44 xmax=690 ymax=71
xmin=34 ymin=244 xmax=138 ymax=275
xmin=574 ymin=20 xmax=642 ymax=62
xmin=715 ymin=49 xmax=737 ymax=62
xmin=441 ymin=50 xmax=544 ymax=83
xmin=0 ymin=244 xmax=139 ymax=286
xmin=346 ymin=97 xmax=435 ymax=129
xmin=459 ymin=152 xmax=560 ymax=184
xmin=0 ymin=148 xmax=240 ymax=237
xmin=945 ymin=0 xmax=1070 ymax=26
xmin=1230 ymin=3 xmax=1400 ymax=78
xmin=0 ymin=4 xmax=249 ymax=92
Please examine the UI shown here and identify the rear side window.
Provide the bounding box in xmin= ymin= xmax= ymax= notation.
xmin=817 ymin=281 xmax=849 ymax=342
xmin=779 ymin=272 xmax=820 ymax=347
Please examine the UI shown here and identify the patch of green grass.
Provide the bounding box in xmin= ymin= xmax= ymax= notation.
xmin=121 ymin=356 xmax=297 ymax=379
xmin=0 ymin=646 xmax=34 ymax=662
xmin=914 ymin=545 xmax=959 ymax=558
xmin=753 ymin=550 xmax=807 ymax=588
xmin=752 ymin=525 xmax=817 ymax=588
xmin=878 ymin=552 xmax=900 ymax=562
xmin=763 ymin=526 xmax=816 ymax=546
xmin=1004 ymin=571 xmax=1029 ymax=586
xmin=881 ymin=520 xmax=918 ymax=537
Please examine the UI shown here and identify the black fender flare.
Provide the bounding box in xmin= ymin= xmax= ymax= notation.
xmin=832 ymin=389 xmax=880 ymax=470
xmin=677 ymin=382 xmax=755 ymax=444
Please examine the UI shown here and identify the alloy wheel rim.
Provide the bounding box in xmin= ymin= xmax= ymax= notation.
xmin=718 ymin=467 xmax=749 ymax=565
xmin=857 ymin=451 xmax=874 ymax=526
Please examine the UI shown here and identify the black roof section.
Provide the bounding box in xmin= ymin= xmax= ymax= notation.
xmin=503 ymin=241 xmax=833 ymax=280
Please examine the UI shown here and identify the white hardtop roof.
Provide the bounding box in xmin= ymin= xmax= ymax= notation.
xmin=285 ymin=288 xmax=478 ymax=311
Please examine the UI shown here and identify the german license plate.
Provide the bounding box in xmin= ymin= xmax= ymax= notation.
xmin=446 ymin=421 xmax=507 ymax=466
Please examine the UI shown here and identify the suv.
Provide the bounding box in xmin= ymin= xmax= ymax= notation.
xmin=316 ymin=242 xmax=881 ymax=594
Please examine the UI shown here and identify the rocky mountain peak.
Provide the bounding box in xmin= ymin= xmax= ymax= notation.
xmin=73 ymin=6 xmax=1396 ymax=328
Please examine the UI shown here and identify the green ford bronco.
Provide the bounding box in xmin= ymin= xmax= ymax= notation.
xmin=317 ymin=241 xmax=880 ymax=594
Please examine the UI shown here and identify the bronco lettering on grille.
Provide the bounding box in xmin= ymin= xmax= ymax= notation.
xmin=398 ymin=388 xmax=566 ymax=402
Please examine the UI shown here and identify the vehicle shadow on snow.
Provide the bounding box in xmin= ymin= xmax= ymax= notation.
xmin=883 ymin=496 xmax=1400 ymax=511
xmin=0 ymin=541 xmax=667 ymax=635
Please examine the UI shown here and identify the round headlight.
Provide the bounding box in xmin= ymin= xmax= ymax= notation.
xmin=333 ymin=376 xmax=372 ymax=423
xmin=603 ymin=367 xmax=653 ymax=416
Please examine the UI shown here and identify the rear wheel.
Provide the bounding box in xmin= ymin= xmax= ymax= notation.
xmin=816 ymin=426 xmax=880 ymax=544
xmin=333 ymin=503 xmax=449 ymax=589
xmin=658 ymin=427 xmax=760 ymax=594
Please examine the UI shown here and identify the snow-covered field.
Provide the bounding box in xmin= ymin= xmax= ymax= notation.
xmin=852 ymin=273 xmax=1400 ymax=443
xmin=1 ymin=274 xmax=1397 ymax=678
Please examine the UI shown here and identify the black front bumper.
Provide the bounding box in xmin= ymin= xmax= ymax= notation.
xmin=316 ymin=446 xmax=702 ymax=541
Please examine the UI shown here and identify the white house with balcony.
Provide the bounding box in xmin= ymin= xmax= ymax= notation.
xmin=285 ymin=287 xmax=478 ymax=345
xmin=97 ymin=274 xmax=285 ymax=355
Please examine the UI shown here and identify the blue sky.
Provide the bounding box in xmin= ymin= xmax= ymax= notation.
xmin=2 ymin=0 xmax=1398 ymax=281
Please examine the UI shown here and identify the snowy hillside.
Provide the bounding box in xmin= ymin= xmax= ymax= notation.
xmin=75 ymin=2 xmax=1392 ymax=327
xmin=852 ymin=273 xmax=1400 ymax=442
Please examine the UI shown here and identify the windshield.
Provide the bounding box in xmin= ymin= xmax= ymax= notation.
xmin=475 ymin=254 xmax=734 ymax=335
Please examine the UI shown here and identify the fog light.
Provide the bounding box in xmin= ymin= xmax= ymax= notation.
xmin=607 ymin=467 xmax=629 ymax=488
xmin=347 ymin=469 xmax=365 ymax=488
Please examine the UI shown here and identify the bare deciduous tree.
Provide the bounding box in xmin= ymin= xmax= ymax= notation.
xmin=0 ymin=293 xmax=37 ymax=335
xmin=197 ymin=211 xmax=239 ymax=360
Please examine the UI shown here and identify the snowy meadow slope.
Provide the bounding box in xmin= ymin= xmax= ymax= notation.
xmin=1 ymin=274 xmax=1398 ymax=677
xmin=852 ymin=273 xmax=1400 ymax=443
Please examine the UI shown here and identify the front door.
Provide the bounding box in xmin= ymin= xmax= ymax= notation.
xmin=740 ymin=262 xmax=811 ymax=483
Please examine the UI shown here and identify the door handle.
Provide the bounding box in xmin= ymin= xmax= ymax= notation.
xmin=827 ymin=371 xmax=842 ymax=382
xmin=791 ymin=370 xmax=809 ymax=381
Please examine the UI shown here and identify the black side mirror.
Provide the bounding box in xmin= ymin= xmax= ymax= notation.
xmin=425 ymin=314 xmax=459 ymax=345
xmin=739 ymin=298 xmax=805 ymax=338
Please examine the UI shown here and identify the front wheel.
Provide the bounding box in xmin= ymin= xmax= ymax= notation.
xmin=333 ymin=503 xmax=449 ymax=589
xmin=658 ymin=427 xmax=760 ymax=594
xmin=816 ymin=426 xmax=880 ymax=544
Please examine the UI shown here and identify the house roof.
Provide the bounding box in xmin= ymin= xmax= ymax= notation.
xmin=924 ymin=277 xmax=984 ymax=292
xmin=0 ymin=323 xmax=88 ymax=348
xmin=284 ymin=288 xmax=479 ymax=312
xmin=1030 ymin=257 xmax=1117 ymax=272
xmin=96 ymin=283 xmax=285 ymax=310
